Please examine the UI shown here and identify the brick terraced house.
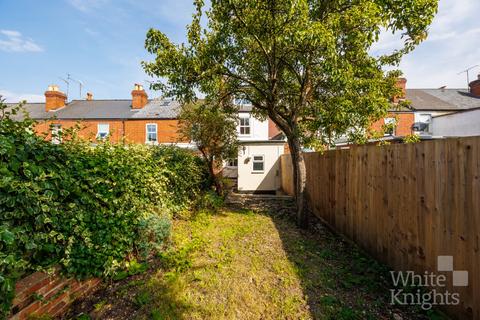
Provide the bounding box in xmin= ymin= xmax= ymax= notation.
xmin=342 ymin=77 xmax=480 ymax=145
xmin=8 ymin=77 xmax=480 ymax=192
xmin=6 ymin=83 xmax=287 ymax=192
xmin=8 ymin=84 xmax=186 ymax=145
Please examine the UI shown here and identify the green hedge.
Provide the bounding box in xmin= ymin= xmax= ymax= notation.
xmin=0 ymin=102 xmax=207 ymax=316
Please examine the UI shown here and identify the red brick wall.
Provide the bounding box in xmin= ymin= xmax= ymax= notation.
xmin=470 ymin=80 xmax=480 ymax=97
xmin=44 ymin=91 xmax=66 ymax=111
xmin=369 ymin=112 xmax=414 ymax=137
xmin=9 ymin=270 xmax=100 ymax=320
xmin=124 ymin=119 xmax=183 ymax=143
xmin=35 ymin=120 xmax=125 ymax=143
xmin=34 ymin=119 xmax=184 ymax=144
xmin=268 ymin=118 xmax=282 ymax=139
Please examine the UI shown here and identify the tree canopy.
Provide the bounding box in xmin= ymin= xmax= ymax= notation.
xmin=178 ymin=100 xmax=238 ymax=195
xmin=143 ymin=0 xmax=438 ymax=225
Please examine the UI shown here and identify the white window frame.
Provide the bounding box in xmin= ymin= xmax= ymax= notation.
xmin=96 ymin=123 xmax=110 ymax=140
xmin=383 ymin=117 xmax=396 ymax=136
xmin=418 ymin=113 xmax=432 ymax=133
xmin=252 ymin=155 xmax=265 ymax=173
xmin=146 ymin=123 xmax=158 ymax=143
xmin=239 ymin=116 xmax=251 ymax=136
xmin=51 ymin=124 xmax=62 ymax=144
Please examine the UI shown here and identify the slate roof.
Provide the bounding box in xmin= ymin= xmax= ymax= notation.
xmin=406 ymin=89 xmax=480 ymax=111
xmin=236 ymin=89 xmax=480 ymax=113
xmin=7 ymin=88 xmax=480 ymax=119
xmin=6 ymin=99 xmax=181 ymax=120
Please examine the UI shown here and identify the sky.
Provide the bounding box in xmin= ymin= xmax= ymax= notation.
xmin=0 ymin=0 xmax=479 ymax=103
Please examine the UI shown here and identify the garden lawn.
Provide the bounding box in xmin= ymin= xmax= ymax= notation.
xmin=66 ymin=208 xmax=447 ymax=320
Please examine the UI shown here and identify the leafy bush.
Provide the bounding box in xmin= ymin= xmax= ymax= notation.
xmin=0 ymin=101 xmax=207 ymax=317
xmin=151 ymin=146 xmax=208 ymax=211
xmin=194 ymin=191 xmax=224 ymax=212
xmin=403 ymin=133 xmax=421 ymax=143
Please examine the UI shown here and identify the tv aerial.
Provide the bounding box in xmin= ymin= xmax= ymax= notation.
xmin=58 ymin=77 xmax=70 ymax=100
xmin=458 ymin=65 xmax=479 ymax=88
xmin=143 ymin=79 xmax=155 ymax=87
xmin=66 ymin=73 xmax=85 ymax=99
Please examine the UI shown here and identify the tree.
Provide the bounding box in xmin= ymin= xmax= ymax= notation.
xmin=178 ymin=100 xmax=238 ymax=195
xmin=143 ymin=0 xmax=438 ymax=227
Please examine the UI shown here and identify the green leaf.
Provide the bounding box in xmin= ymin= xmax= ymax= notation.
xmin=0 ymin=230 xmax=15 ymax=245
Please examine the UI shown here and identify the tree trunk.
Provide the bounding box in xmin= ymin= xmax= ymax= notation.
xmin=199 ymin=148 xmax=223 ymax=196
xmin=287 ymin=135 xmax=308 ymax=228
xmin=208 ymin=159 xmax=223 ymax=196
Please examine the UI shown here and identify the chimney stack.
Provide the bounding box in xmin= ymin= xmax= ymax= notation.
xmin=470 ymin=74 xmax=480 ymax=97
xmin=393 ymin=78 xmax=407 ymax=103
xmin=86 ymin=92 xmax=93 ymax=101
xmin=45 ymin=85 xmax=67 ymax=111
xmin=131 ymin=83 xmax=148 ymax=109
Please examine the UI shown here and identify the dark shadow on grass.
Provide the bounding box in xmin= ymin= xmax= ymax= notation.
xmin=256 ymin=206 xmax=446 ymax=320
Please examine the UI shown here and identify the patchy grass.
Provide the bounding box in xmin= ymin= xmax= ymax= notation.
xmin=65 ymin=208 xmax=448 ymax=320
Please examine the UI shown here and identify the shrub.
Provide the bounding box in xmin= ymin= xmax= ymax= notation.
xmin=151 ymin=145 xmax=208 ymax=211
xmin=0 ymin=100 xmax=207 ymax=317
xmin=195 ymin=190 xmax=225 ymax=212
xmin=403 ymin=133 xmax=421 ymax=143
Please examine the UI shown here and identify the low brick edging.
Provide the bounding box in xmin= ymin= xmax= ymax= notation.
xmin=8 ymin=269 xmax=100 ymax=320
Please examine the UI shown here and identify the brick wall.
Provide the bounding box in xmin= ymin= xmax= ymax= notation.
xmin=8 ymin=270 xmax=100 ymax=319
xmin=35 ymin=120 xmax=125 ymax=143
xmin=370 ymin=112 xmax=414 ymax=137
xmin=34 ymin=119 xmax=185 ymax=144
xmin=268 ymin=119 xmax=282 ymax=139
xmin=124 ymin=119 xmax=183 ymax=143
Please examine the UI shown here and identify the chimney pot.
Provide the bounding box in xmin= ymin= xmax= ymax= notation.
xmin=131 ymin=83 xmax=148 ymax=109
xmin=45 ymin=84 xmax=67 ymax=111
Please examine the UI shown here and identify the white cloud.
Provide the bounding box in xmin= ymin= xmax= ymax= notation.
xmin=0 ymin=30 xmax=43 ymax=53
xmin=371 ymin=0 xmax=480 ymax=88
xmin=68 ymin=0 xmax=109 ymax=12
xmin=1 ymin=30 xmax=21 ymax=38
xmin=371 ymin=29 xmax=404 ymax=53
xmin=0 ymin=90 xmax=44 ymax=103
xmin=400 ymin=0 xmax=480 ymax=88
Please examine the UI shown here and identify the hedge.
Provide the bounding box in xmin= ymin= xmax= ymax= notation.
xmin=0 ymin=101 xmax=207 ymax=317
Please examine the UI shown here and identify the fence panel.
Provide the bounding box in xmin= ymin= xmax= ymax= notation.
xmin=280 ymin=137 xmax=480 ymax=319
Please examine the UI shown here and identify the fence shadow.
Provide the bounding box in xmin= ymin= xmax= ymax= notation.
xmin=280 ymin=137 xmax=480 ymax=319
xmin=267 ymin=210 xmax=445 ymax=319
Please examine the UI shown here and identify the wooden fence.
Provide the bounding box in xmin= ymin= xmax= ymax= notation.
xmin=280 ymin=137 xmax=480 ymax=319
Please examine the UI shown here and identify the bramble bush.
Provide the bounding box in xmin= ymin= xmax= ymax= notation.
xmin=0 ymin=100 xmax=207 ymax=317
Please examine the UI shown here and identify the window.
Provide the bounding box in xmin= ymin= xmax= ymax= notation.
xmin=383 ymin=117 xmax=396 ymax=136
xmin=239 ymin=116 xmax=251 ymax=135
xmin=252 ymin=155 xmax=264 ymax=172
xmin=146 ymin=123 xmax=157 ymax=143
xmin=227 ymin=158 xmax=238 ymax=167
xmin=418 ymin=114 xmax=432 ymax=133
xmin=234 ymin=98 xmax=251 ymax=106
xmin=97 ymin=123 xmax=109 ymax=139
xmin=51 ymin=124 xmax=62 ymax=144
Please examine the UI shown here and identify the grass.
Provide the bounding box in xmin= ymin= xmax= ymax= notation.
xmin=65 ymin=208 xmax=448 ymax=320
